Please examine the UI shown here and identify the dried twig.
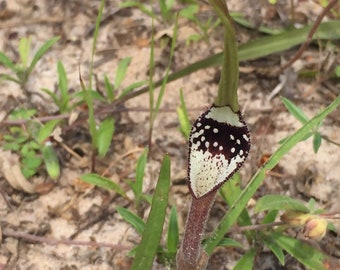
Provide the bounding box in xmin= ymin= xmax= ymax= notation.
xmin=280 ymin=0 xmax=339 ymax=71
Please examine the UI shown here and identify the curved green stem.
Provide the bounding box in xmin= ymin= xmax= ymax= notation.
xmin=209 ymin=0 xmax=239 ymax=111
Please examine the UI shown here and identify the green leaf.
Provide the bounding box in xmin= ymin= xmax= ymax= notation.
xmin=177 ymin=89 xmax=191 ymax=139
xmin=21 ymin=155 xmax=42 ymax=178
xmin=130 ymin=155 xmax=171 ymax=270
xmin=167 ymin=206 xmax=179 ymax=255
xmin=0 ymin=52 xmax=16 ymax=71
xmin=233 ymin=248 xmax=256 ymax=270
xmin=104 ymin=74 xmax=114 ymax=102
xmin=313 ymin=132 xmax=322 ymax=153
xmin=96 ymin=118 xmax=115 ymax=157
xmin=41 ymin=88 xmax=59 ymax=106
xmin=217 ymin=238 xmax=243 ymax=248
xmin=263 ymin=234 xmax=285 ymax=266
xmin=9 ymin=108 xmax=37 ymax=120
xmin=116 ymin=206 xmax=145 ymax=235
xmin=261 ymin=210 xmax=279 ymax=224
xmin=115 ymin=57 xmax=132 ymax=89
xmin=19 ymin=37 xmax=31 ymax=67
xmin=271 ymin=232 xmax=329 ymax=270
xmin=204 ymin=95 xmax=340 ymax=255
xmin=80 ymin=173 xmax=126 ymax=197
xmin=42 ymin=143 xmax=60 ymax=179
xmin=37 ymin=119 xmax=61 ymax=143
xmin=27 ymin=36 xmax=60 ymax=76
xmin=281 ymin=97 xmax=309 ymax=124
xmin=335 ymin=65 xmax=340 ymax=77
xmin=130 ymin=148 xmax=148 ymax=206
xmin=57 ymin=61 xmax=69 ymax=112
xmin=255 ymin=195 xmax=309 ymax=213
xmin=119 ymin=80 xmax=147 ymax=99
xmin=0 ymin=73 xmax=21 ymax=84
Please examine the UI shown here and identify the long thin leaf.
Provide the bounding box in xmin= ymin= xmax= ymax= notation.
xmin=116 ymin=206 xmax=145 ymax=235
xmin=130 ymin=155 xmax=171 ymax=270
xmin=57 ymin=61 xmax=69 ymax=112
xmin=80 ymin=173 xmax=126 ymax=197
xmin=281 ymin=97 xmax=309 ymax=124
xmin=114 ymin=57 xmax=132 ymax=89
xmin=204 ymin=95 xmax=340 ymax=255
xmin=131 ymin=148 xmax=148 ymax=205
xmin=113 ymin=21 xmax=340 ymax=105
xmin=0 ymin=51 xmax=16 ymax=71
xmin=167 ymin=206 xmax=179 ymax=255
xmin=27 ymin=36 xmax=60 ymax=75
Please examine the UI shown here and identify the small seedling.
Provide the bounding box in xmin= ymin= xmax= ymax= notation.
xmin=41 ymin=61 xmax=71 ymax=113
xmin=0 ymin=36 xmax=60 ymax=90
xmin=3 ymin=109 xmax=60 ymax=179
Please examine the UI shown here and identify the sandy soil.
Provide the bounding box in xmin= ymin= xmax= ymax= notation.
xmin=0 ymin=0 xmax=339 ymax=269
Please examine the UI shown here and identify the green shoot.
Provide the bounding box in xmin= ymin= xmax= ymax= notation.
xmin=176 ymin=89 xmax=191 ymax=139
xmin=0 ymin=36 xmax=60 ymax=88
xmin=80 ymin=173 xmax=126 ymax=197
xmin=130 ymin=155 xmax=171 ymax=270
xmin=128 ymin=148 xmax=149 ymax=208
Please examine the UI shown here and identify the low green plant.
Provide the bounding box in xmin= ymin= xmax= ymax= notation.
xmin=3 ymin=109 xmax=60 ymax=179
xmin=41 ymin=61 xmax=71 ymax=113
xmin=0 ymin=36 xmax=59 ymax=90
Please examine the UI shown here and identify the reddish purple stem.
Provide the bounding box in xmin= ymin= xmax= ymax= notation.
xmin=177 ymin=190 xmax=217 ymax=269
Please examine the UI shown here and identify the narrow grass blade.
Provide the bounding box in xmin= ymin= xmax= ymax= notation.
xmin=313 ymin=132 xmax=322 ymax=153
xmin=0 ymin=74 xmax=21 ymax=84
xmin=114 ymin=57 xmax=132 ymax=89
xmin=80 ymin=173 xmax=126 ymax=197
xmin=216 ymin=238 xmax=243 ymax=248
xmin=28 ymin=36 xmax=60 ymax=75
xmin=130 ymin=155 xmax=171 ymax=270
xmin=271 ymin=232 xmax=329 ymax=270
xmin=57 ymin=61 xmax=69 ymax=112
xmin=233 ymin=248 xmax=256 ymax=270
xmin=116 ymin=206 xmax=145 ymax=235
xmin=104 ymin=74 xmax=114 ymax=102
xmin=131 ymin=147 xmax=148 ymax=205
xmin=0 ymin=52 xmax=16 ymax=72
xmin=204 ymin=95 xmax=340 ymax=255
xmin=255 ymin=195 xmax=309 ymax=213
xmin=167 ymin=206 xmax=179 ymax=256
xmin=176 ymin=88 xmax=191 ymax=139
xmin=281 ymin=97 xmax=309 ymax=124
